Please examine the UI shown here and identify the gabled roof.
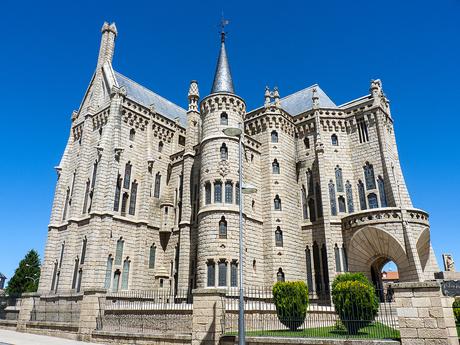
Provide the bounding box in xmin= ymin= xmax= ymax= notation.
xmin=279 ymin=84 xmax=336 ymax=116
xmin=114 ymin=71 xmax=187 ymax=127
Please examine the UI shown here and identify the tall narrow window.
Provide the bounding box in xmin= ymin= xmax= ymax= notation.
xmin=121 ymin=193 xmax=129 ymax=216
xmin=321 ymin=244 xmax=330 ymax=292
xmin=83 ymin=180 xmax=90 ymax=214
xmin=112 ymin=270 xmax=120 ymax=292
xmin=114 ymin=174 xmax=122 ymax=211
xmin=307 ymin=169 xmax=314 ymax=195
xmin=91 ymin=160 xmax=98 ymax=189
xmin=104 ymin=256 xmax=113 ymax=289
xmin=220 ymin=143 xmax=228 ymax=160
xmin=274 ymin=195 xmax=282 ymax=210
xmin=205 ymin=182 xmax=211 ymax=204
xmin=50 ymin=261 xmax=58 ymax=292
xmin=225 ymin=181 xmax=233 ymax=203
xmin=214 ymin=181 xmax=222 ymax=203
xmin=345 ymin=181 xmax=354 ymax=213
xmin=338 ymin=196 xmax=346 ymax=213
xmin=341 ymin=246 xmax=348 ymax=272
xmin=158 ymin=141 xmax=164 ymax=153
xmin=368 ymin=193 xmax=379 ymax=209
xmin=123 ymin=163 xmax=132 ymax=189
xmin=305 ymin=247 xmax=313 ymax=292
xmin=80 ymin=237 xmax=87 ymax=265
xmin=219 ymin=216 xmax=227 ymax=239
xmin=275 ymin=227 xmax=283 ymax=247
xmin=276 ymin=268 xmax=285 ymax=282
xmin=154 ymin=173 xmax=161 ymax=198
xmin=271 ymin=130 xmax=278 ymax=143
xmin=335 ymin=244 xmax=342 ymax=272
xmin=315 ymin=183 xmax=323 ymax=218
xmin=308 ymin=199 xmax=316 ymax=222
xmin=357 ymin=118 xmax=369 ymax=143
xmin=235 ymin=183 xmax=240 ymax=205
xmin=129 ymin=129 xmax=135 ymax=141
xmin=71 ymin=258 xmax=79 ymax=290
xmin=272 ymin=159 xmax=280 ymax=174
xmin=59 ymin=243 xmax=65 ymax=268
xmin=128 ymin=181 xmax=137 ymax=215
xmin=331 ymin=134 xmax=338 ymax=146
xmin=115 ymin=238 xmax=124 ymax=265
xmin=149 ymin=245 xmax=156 ymax=269
xmin=207 ymin=261 xmax=215 ymax=287
xmin=230 ymin=261 xmax=238 ymax=287
xmin=301 ymin=186 xmax=308 ymax=219
xmin=329 ymin=180 xmax=337 ymax=216
xmin=313 ymin=242 xmax=322 ymax=293
xmin=335 ymin=166 xmax=344 ymax=192
xmin=121 ymin=259 xmax=130 ymax=290
xmin=364 ymin=162 xmax=376 ymax=190
xmin=62 ymin=188 xmax=70 ymax=220
xmin=378 ymin=176 xmax=388 ymax=207
xmin=76 ymin=269 xmax=82 ymax=293
xmin=220 ymin=112 xmax=228 ymax=125
xmin=218 ymin=261 xmax=227 ymax=287
xmin=358 ymin=180 xmax=366 ymax=210
xmin=304 ymin=137 xmax=310 ymax=149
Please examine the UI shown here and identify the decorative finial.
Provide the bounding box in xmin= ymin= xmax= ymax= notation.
xmin=220 ymin=16 xmax=230 ymax=43
xmin=264 ymin=86 xmax=271 ymax=107
xmin=188 ymin=80 xmax=200 ymax=112
xmin=273 ymin=87 xmax=281 ymax=108
xmin=312 ymin=87 xmax=319 ymax=109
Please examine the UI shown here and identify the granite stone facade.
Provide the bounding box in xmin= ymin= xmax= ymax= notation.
xmin=38 ymin=22 xmax=439 ymax=298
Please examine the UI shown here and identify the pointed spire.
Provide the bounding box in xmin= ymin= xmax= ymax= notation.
xmin=210 ymin=19 xmax=235 ymax=94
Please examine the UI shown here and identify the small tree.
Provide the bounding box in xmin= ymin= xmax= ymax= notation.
xmin=272 ymin=281 xmax=309 ymax=331
xmin=332 ymin=273 xmax=379 ymax=335
xmin=453 ymin=299 xmax=460 ymax=324
xmin=5 ymin=250 xmax=41 ymax=295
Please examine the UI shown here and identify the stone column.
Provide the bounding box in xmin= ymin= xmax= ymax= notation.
xmin=192 ymin=288 xmax=226 ymax=345
xmin=77 ymin=288 xmax=106 ymax=341
xmin=16 ymin=292 xmax=39 ymax=331
xmin=393 ymin=281 xmax=458 ymax=345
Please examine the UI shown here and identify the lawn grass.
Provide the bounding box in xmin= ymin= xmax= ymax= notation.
xmin=226 ymin=322 xmax=400 ymax=340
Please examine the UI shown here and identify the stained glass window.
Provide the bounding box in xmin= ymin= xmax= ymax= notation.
xmin=368 ymin=193 xmax=379 ymax=209
xmin=345 ymin=180 xmax=354 ymax=213
xmin=214 ymin=181 xmax=222 ymax=203
xmin=378 ymin=176 xmax=388 ymax=207
xmin=335 ymin=166 xmax=344 ymax=192
xmin=121 ymin=193 xmax=129 ymax=216
xmin=364 ymin=162 xmax=376 ymax=190
xmin=321 ymin=244 xmax=330 ymax=292
xmin=112 ymin=270 xmax=120 ymax=292
xmin=358 ymin=180 xmax=366 ymax=210
xmin=329 ymin=180 xmax=337 ymax=216
xmin=225 ymin=181 xmax=233 ymax=203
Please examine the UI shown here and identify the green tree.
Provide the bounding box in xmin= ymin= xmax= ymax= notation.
xmin=5 ymin=250 xmax=41 ymax=295
xmin=272 ymin=281 xmax=309 ymax=331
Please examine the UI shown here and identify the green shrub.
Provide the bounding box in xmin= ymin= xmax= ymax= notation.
xmin=272 ymin=281 xmax=309 ymax=331
xmin=453 ymin=299 xmax=460 ymax=324
xmin=332 ymin=273 xmax=379 ymax=335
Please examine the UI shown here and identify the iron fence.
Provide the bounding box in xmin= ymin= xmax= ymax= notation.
xmin=97 ymin=288 xmax=193 ymax=334
xmin=0 ymin=295 xmax=20 ymax=321
xmin=30 ymin=295 xmax=82 ymax=325
xmin=223 ymin=286 xmax=399 ymax=340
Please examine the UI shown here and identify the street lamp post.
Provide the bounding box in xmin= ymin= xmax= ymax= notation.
xmin=223 ymin=124 xmax=257 ymax=345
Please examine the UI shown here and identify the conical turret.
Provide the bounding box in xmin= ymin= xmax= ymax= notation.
xmin=210 ymin=31 xmax=235 ymax=94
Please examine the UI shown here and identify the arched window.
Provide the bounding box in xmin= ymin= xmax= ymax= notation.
xmin=338 ymin=196 xmax=346 ymax=213
xmin=219 ymin=216 xmax=227 ymax=239
xmin=80 ymin=237 xmax=87 ymax=265
xmin=276 ymin=268 xmax=285 ymax=282
xmin=149 ymin=245 xmax=156 ymax=269
xmin=128 ymin=181 xmax=137 ymax=215
xmin=275 ymin=227 xmax=283 ymax=247
xmin=304 ymin=137 xmax=310 ymax=149
xmin=358 ymin=180 xmax=366 ymax=210
xmin=230 ymin=261 xmax=238 ymax=287
xmin=154 ymin=173 xmax=161 ymax=198
xmin=253 ymin=259 xmax=257 ymax=273
xmin=331 ymin=134 xmax=338 ymax=146
xmin=364 ymin=162 xmax=376 ymax=190
xmin=220 ymin=143 xmax=228 ymax=160
xmin=62 ymin=187 xmax=70 ymax=221
xmin=345 ymin=181 xmax=354 ymax=213
xmin=114 ymin=174 xmax=122 ymax=211
xmin=305 ymin=247 xmax=313 ymax=292
xmin=207 ymin=260 xmax=215 ymax=287
xmin=220 ymin=112 xmax=228 ymax=125
xmin=272 ymin=159 xmax=280 ymax=174
xmin=214 ymin=181 xmax=222 ymax=203
xmin=312 ymin=242 xmax=321 ymax=293
xmin=321 ymin=244 xmax=330 ymax=292
xmin=83 ymin=179 xmax=90 ymax=214
xmin=368 ymin=193 xmax=379 ymax=209
xmin=235 ymin=183 xmax=240 ymax=205
xmin=71 ymin=258 xmax=79 ymax=290
xmin=329 ymin=180 xmax=337 ymax=216
xmin=341 ymin=246 xmax=348 ymax=272
xmin=378 ymin=176 xmax=388 ymax=207
xmin=307 ymin=169 xmax=314 ymax=195
xmin=271 ymin=130 xmax=278 ymax=143
xmin=121 ymin=259 xmax=130 ymax=290
xmin=76 ymin=269 xmax=83 ymax=293
xmin=225 ymin=181 xmax=233 ymax=203
xmin=335 ymin=244 xmax=342 ymax=272
xmin=129 ymin=128 xmax=135 ymax=141
xmin=308 ymin=199 xmax=316 ymax=222
xmin=335 ymin=166 xmax=344 ymax=192
xmin=315 ymin=183 xmax=323 ymax=217
xmin=59 ymin=242 xmax=65 ymax=268
xmin=218 ymin=260 xmax=227 ymax=287
xmin=121 ymin=192 xmax=129 ymax=216
xmin=158 ymin=141 xmax=164 ymax=153
xmin=91 ymin=160 xmax=98 ymax=189
xmin=301 ymin=186 xmax=308 ymax=219
xmin=112 ymin=270 xmax=121 ymax=292
xmin=274 ymin=195 xmax=282 ymax=210
xmin=205 ymin=182 xmax=212 ymax=204
xmin=104 ymin=256 xmax=113 ymax=289
xmin=123 ymin=162 xmax=132 ymax=189
xmin=115 ymin=238 xmax=124 ymax=265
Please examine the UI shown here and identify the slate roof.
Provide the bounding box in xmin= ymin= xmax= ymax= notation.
xmin=279 ymin=84 xmax=336 ymax=116
xmin=114 ymin=71 xmax=188 ymax=127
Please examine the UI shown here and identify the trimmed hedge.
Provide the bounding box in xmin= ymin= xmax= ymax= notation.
xmin=453 ymin=299 xmax=460 ymax=324
xmin=332 ymin=273 xmax=379 ymax=335
xmin=272 ymin=281 xmax=309 ymax=331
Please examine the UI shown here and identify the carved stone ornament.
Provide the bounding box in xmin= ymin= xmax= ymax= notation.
xmin=218 ymin=160 xmax=230 ymax=177
xmin=443 ymin=253 xmax=455 ymax=272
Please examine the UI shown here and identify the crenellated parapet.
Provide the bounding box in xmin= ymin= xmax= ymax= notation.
xmin=200 ymin=93 xmax=245 ymax=117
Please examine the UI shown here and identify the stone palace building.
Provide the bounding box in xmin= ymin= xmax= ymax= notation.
xmin=38 ymin=22 xmax=439 ymax=298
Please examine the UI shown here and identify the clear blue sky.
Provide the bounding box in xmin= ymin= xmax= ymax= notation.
xmin=0 ymin=0 xmax=459 ymax=282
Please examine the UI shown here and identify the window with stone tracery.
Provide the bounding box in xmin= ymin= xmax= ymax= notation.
xmin=364 ymin=162 xmax=376 ymax=190
xmin=368 ymin=193 xmax=379 ymax=209
xmin=378 ymin=176 xmax=388 ymax=207
xmin=345 ymin=180 xmax=354 ymax=213
xmin=329 ymin=180 xmax=337 ymax=216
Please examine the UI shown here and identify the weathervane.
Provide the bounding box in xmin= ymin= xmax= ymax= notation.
xmin=220 ymin=13 xmax=230 ymax=42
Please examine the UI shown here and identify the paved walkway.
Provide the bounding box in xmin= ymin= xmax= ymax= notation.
xmin=0 ymin=329 xmax=102 ymax=345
